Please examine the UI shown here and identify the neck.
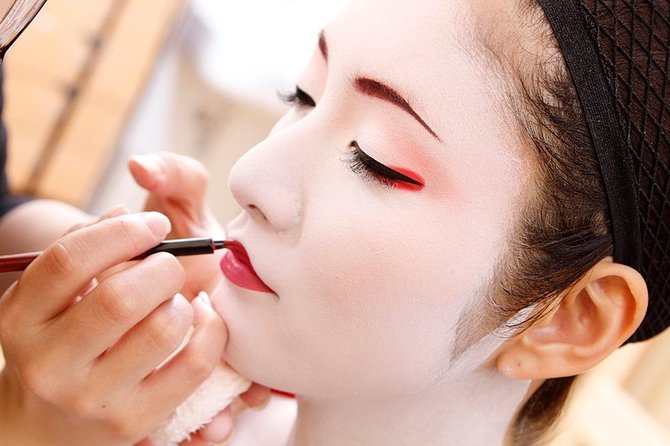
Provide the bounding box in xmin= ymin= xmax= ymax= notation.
xmin=289 ymin=365 xmax=530 ymax=446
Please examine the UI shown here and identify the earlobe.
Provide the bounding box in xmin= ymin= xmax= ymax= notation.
xmin=496 ymin=257 xmax=648 ymax=380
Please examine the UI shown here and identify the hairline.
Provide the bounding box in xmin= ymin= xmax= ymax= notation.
xmin=448 ymin=0 xmax=551 ymax=362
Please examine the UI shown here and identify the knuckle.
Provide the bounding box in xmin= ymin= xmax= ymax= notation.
xmin=116 ymin=218 xmax=144 ymax=253
xmin=146 ymin=312 xmax=186 ymax=354
xmin=183 ymin=344 xmax=216 ymax=382
xmin=201 ymin=309 xmax=227 ymax=347
xmin=43 ymin=241 xmax=77 ymax=277
xmin=151 ymin=253 xmax=186 ymax=290
xmin=67 ymin=393 xmax=99 ymax=419
xmin=19 ymin=360 xmax=55 ymax=400
xmin=94 ymin=281 xmax=136 ymax=325
xmin=96 ymin=215 xmax=153 ymax=255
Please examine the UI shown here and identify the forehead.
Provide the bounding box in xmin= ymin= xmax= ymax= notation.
xmin=325 ymin=0 xmax=518 ymax=155
xmin=327 ymin=0 xmax=476 ymax=69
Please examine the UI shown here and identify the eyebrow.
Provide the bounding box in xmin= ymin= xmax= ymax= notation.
xmin=318 ymin=31 xmax=441 ymax=142
xmin=354 ymin=77 xmax=441 ymax=141
xmin=318 ymin=30 xmax=329 ymax=61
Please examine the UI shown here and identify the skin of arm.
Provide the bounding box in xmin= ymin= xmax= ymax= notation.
xmin=0 ymin=199 xmax=93 ymax=294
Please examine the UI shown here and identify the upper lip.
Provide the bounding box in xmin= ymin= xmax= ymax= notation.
xmin=225 ymin=240 xmax=254 ymax=269
xmin=224 ymin=240 xmax=274 ymax=292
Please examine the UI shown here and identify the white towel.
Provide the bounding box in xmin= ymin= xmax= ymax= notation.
xmin=149 ymin=292 xmax=251 ymax=445
xmin=149 ymin=362 xmax=251 ymax=445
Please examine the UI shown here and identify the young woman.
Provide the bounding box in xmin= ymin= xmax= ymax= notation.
xmin=205 ymin=0 xmax=669 ymax=444
xmin=2 ymin=0 xmax=666 ymax=444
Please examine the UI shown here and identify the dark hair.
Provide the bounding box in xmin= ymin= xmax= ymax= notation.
xmin=475 ymin=0 xmax=667 ymax=444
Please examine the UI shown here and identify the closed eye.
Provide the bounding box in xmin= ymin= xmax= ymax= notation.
xmin=347 ymin=141 xmax=425 ymax=191
xmin=278 ymin=85 xmax=316 ymax=108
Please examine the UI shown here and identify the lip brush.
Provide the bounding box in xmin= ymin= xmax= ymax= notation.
xmin=0 ymin=237 xmax=227 ymax=273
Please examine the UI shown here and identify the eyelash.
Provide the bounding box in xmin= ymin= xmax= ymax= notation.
xmin=345 ymin=142 xmax=424 ymax=189
xmin=279 ymin=85 xmax=424 ymax=190
xmin=278 ymin=85 xmax=316 ymax=108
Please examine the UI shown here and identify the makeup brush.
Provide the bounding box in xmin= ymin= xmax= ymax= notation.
xmin=0 ymin=237 xmax=227 ymax=273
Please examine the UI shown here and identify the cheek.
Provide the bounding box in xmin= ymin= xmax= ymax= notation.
xmin=284 ymin=179 xmax=494 ymax=394
xmin=302 ymin=167 xmax=504 ymax=322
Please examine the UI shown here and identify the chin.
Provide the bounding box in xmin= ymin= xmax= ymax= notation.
xmin=212 ymin=280 xmax=315 ymax=394
xmin=223 ymin=337 xmax=295 ymax=393
xmin=214 ymin=302 xmax=283 ymax=388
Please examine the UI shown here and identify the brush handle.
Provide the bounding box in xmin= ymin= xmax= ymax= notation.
xmin=134 ymin=238 xmax=224 ymax=259
xmin=0 ymin=238 xmax=226 ymax=273
xmin=0 ymin=252 xmax=40 ymax=273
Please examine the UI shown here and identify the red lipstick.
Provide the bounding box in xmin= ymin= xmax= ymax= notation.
xmin=220 ymin=241 xmax=274 ymax=294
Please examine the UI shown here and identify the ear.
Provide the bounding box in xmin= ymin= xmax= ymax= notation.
xmin=496 ymin=257 xmax=648 ymax=380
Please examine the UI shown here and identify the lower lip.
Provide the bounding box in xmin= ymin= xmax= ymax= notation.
xmin=220 ymin=250 xmax=274 ymax=294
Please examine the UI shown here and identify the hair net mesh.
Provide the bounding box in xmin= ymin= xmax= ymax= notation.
xmin=541 ymin=1 xmax=669 ymax=342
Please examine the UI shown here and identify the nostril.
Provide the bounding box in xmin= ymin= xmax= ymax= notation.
xmin=247 ymin=204 xmax=268 ymax=222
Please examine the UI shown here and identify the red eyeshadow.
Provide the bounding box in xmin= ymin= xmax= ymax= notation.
xmin=389 ymin=166 xmax=425 ymax=191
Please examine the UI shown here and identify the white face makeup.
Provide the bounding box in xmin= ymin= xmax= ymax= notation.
xmin=212 ymin=0 xmax=529 ymax=400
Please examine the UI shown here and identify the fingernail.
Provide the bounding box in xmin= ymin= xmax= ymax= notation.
xmin=131 ymin=154 xmax=162 ymax=176
xmin=193 ymin=293 xmax=210 ymax=315
xmin=197 ymin=291 xmax=212 ymax=307
xmin=192 ymin=292 xmax=218 ymax=328
xmin=142 ymin=212 xmax=171 ymax=237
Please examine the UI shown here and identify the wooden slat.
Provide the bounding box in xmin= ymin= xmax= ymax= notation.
xmin=47 ymin=0 xmax=116 ymax=36
xmin=5 ymin=0 xmax=95 ymax=84
xmin=2 ymin=0 xmax=186 ymax=205
xmin=35 ymin=0 xmax=185 ymax=205
xmin=3 ymin=65 xmax=65 ymax=191
xmin=3 ymin=0 xmax=96 ymax=191
xmin=34 ymin=99 xmax=119 ymax=200
xmin=84 ymin=0 xmax=181 ymax=110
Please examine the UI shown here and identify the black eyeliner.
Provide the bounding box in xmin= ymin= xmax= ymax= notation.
xmin=350 ymin=141 xmax=424 ymax=186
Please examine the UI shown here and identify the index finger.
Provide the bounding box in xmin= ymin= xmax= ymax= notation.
xmin=11 ymin=212 xmax=170 ymax=322
xmin=129 ymin=153 xmax=208 ymax=207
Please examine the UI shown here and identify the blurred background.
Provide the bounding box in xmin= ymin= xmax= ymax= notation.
xmin=2 ymin=1 xmax=669 ymax=445
xmin=3 ymin=0 xmax=347 ymax=223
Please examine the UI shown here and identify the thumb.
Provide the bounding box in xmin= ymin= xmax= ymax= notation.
xmin=67 ymin=204 xmax=131 ymax=235
xmin=129 ymin=152 xmax=209 ymax=208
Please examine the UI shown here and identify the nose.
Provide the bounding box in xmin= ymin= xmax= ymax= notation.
xmin=228 ymin=136 xmax=304 ymax=233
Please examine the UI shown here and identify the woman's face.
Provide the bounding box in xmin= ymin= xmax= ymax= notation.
xmin=213 ymin=0 xmax=528 ymax=398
